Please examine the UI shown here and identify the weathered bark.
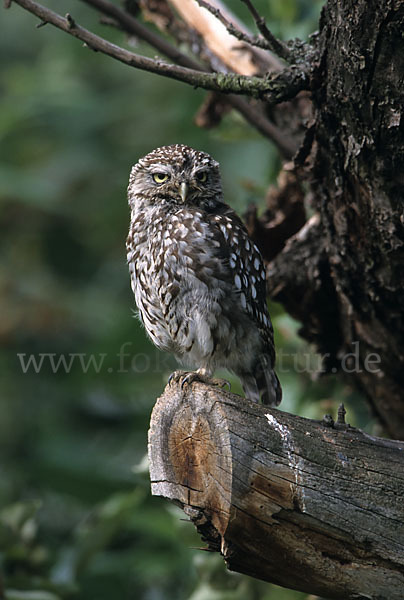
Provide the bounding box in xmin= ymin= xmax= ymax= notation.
xmin=266 ymin=0 xmax=404 ymax=439
xmin=149 ymin=382 xmax=404 ymax=600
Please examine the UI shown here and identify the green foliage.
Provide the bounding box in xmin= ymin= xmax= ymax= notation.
xmin=1 ymin=1 xmax=373 ymax=599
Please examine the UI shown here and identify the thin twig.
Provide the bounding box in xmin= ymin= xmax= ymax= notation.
xmin=196 ymin=0 xmax=283 ymax=55
xmin=11 ymin=0 xmax=309 ymax=101
xmin=80 ymin=0 xmax=202 ymax=71
xmin=240 ymin=0 xmax=291 ymax=62
xmin=227 ymin=95 xmax=297 ymax=158
xmin=99 ymin=16 xmax=123 ymax=31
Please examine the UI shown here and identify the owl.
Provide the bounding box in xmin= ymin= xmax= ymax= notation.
xmin=126 ymin=144 xmax=281 ymax=406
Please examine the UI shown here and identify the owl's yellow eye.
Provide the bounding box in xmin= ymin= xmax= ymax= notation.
xmin=195 ymin=171 xmax=207 ymax=183
xmin=152 ymin=172 xmax=170 ymax=184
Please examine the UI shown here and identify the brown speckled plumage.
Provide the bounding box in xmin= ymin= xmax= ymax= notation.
xmin=126 ymin=144 xmax=281 ymax=405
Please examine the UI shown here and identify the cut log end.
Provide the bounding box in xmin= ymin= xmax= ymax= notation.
xmin=148 ymin=382 xmax=404 ymax=600
xmin=149 ymin=383 xmax=233 ymax=539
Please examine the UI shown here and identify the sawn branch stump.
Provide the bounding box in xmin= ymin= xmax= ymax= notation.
xmin=148 ymin=382 xmax=404 ymax=600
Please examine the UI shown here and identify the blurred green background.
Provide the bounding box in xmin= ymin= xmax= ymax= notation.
xmin=1 ymin=1 xmax=375 ymax=599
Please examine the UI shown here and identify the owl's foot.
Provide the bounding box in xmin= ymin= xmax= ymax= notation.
xmin=168 ymin=370 xmax=230 ymax=391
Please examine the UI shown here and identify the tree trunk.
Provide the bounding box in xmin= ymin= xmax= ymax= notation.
xmin=149 ymin=382 xmax=404 ymax=600
xmin=267 ymin=0 xmax=404 ymax=440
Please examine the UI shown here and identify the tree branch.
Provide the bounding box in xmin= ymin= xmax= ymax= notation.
xmin=149 ymin=382 xmax=404 ymax=599
xmin=168 ymin=0 xmax=281 ymax=74
xmin=81 ymin=0 xmax=204 ymax=71
xmin=10 ymin=0 xmax=310 ymax=102
xmin=240 ymin=0 xmax=292 ymax=61
xmin=196 ymin=0 xmax=288 ymax=57
xmin=226 ymin=96 xmax=297 ymax=157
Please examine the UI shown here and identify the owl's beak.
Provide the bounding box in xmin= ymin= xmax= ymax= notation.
xmin=179 ymin=181 xmax=189 ymax=203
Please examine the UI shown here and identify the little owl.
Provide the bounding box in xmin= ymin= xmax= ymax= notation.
xmin=126 ymin=144 xmax=281 ymax=406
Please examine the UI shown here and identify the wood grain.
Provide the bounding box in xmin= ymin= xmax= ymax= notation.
xmin=149 ymin=381 xmax=404 ymax=600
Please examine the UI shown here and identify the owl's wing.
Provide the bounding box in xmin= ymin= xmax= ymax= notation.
xmin=208 ymin=205 xmax=275 ymax=361
xmin=164 ymin=204 xmax=275 ymax=359
xmin=211 ymin=205 xmax=282 ymax=405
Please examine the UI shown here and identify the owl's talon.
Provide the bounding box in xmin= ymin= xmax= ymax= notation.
xmin=168 ymin=370 xmax=187 ymax=386
xmin=181 ymin=373 xmax=194 ymax=388
xmin=167 ymin=370 xmax=230 ymax=391
xmin=208 ymin=377 xmax=231 ymax=390
xmin=219 ymin=379 xmax=231 ymax=391
xmin=186 ymin=373 xmax=230 ymax=390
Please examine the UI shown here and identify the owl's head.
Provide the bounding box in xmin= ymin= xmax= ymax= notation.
xmin=128 ymin=144 xmax=222 ymax=211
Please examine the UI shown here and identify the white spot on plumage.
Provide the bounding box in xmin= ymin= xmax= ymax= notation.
xmin=240 ymin=292 xmax=247 ymax=309
xmin=178 ymin=224 xmax=189 ymax=238
xmin=254 ymin=257 xmax=260 ymax=271
xmin=234 ymin=274 xmax=242 ymax=289
xmin=220 ymin=224 xmax=229 ymax=240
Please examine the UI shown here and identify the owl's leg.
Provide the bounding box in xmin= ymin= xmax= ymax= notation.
xmin=168 ymin=368 xmax=230 ymax=390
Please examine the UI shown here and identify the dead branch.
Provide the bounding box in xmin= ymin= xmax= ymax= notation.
xmin=195 ymin=0 xmax=288 ymax=56
xmin=149 ymin=381 xmax=404 ymax=600
xmin=240 ymin=0 xmax=292 ymax=61
xmin=167 ymin=0 xmax=282 ymax=74
xmin=81 ymin=0 xmax=205 ymax=70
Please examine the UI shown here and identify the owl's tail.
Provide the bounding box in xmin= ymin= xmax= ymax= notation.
xmin=240 ymin=357 xmax=282 ymax=407
xmin=258 ymin=367 xmax=282 ymax=406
